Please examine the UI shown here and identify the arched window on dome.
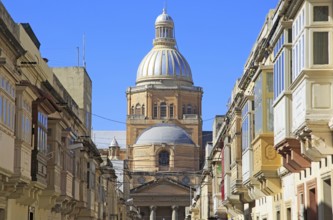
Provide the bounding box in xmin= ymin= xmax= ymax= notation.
xmin=159 ymin=150 xmax=169 ymax=166
xmin=160 ymin=102 xmax=167 ymax=118
xmin=169 ymin=104 xmax=174 ymax=118
xmin=153 ymin=103 xmax=158 ymax=119
xmin=135 ymin=103 xmax=141 ymax=115
xmin=187 ymin=104 xmax=192 ymax=114
xmin=142 ymin=104 xmax=145 ymax=116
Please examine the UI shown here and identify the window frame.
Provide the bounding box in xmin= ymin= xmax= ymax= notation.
xmin=160 ymin=102 xmax=167 ymax=118
xmin=158 ymin=150 xmax=170 ymax=167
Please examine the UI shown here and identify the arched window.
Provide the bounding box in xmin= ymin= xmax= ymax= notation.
xmin=160 ymin=102 xmax=167 ymax=118
xmin=169 ymin=104 xmax=174 ymax=118
xmin=153 ymin=103 xmax=158 ymax=118
xmin=159 ymin=151 xmax=169 ymax=166
xmin=142 ymin=104 xmax=145 ymax=116
xmin=135 ymin=103 xmax=141 ymax=115
xmin=187 ymin=104 xmax=192 ymax=114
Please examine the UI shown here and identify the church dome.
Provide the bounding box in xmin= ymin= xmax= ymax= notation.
xmin=136 ymin=9 xmax=193 ymax=86
xmin=135 ymin=124 xmax=194 ymax=145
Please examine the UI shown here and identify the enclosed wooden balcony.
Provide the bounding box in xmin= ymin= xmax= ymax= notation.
xmin=252 ymin=134 xmax=281 ymax=196
xmin=275 ymin=138 xmax=310 ymax=173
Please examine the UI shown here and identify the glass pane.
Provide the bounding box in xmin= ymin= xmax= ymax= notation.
xmin=153 ymin=104 xmax=158 ymax=118
xmin=159 ymin=151 xmax=169 ymax=166
xmin=266 ymin=98 xmax=274 ymax=132
xmin=254 ymin=75 xmax=263 ymax=136
xmin=313 ymin=32 xmax=329 ymax=64
xmin=160 ymin=102 xmax=167 ymax=118
xmin=314 ymin=6 xmax=329 ymax=21
xmin=169 ymin=104 xmax=174 ymax=118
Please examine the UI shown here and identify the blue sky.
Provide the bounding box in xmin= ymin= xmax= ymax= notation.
xmin=3 ymin=0 xmax=278 ymax=131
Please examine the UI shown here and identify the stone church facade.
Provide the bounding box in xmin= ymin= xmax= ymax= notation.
xmin=125 ymin=9 xmax=203 ymax=220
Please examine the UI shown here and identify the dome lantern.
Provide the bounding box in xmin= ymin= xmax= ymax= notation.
xmin=153 ymin=8 xmax=175 ymax=47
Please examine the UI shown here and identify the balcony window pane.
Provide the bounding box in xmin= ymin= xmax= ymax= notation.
xmin=314 ymin=6 xmax=329 ymax=22
xmin=266 ymin=98 xmax=274 ymax=132
xmin=254 ymin=75 xmax=263 ymax=136
xmin=313 ymin=32 xmax=329 ymax=64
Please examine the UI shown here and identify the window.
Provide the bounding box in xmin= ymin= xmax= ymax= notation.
xmin=274 ymin=51 xmax=285 ymax=99
xmin=142 ymin=104 xmax=145 ymax=116
xmin=3 ymin=98 xmax=6 ymax=124
xmin=287 ymin=208 xmax=292 ymax=220
xmin=28 ymin=207 xmax=34 ymax=220
xmin=159 ymin=151 xmax=169 ymax=166
xmin=266 ymin=73 xmax=274 ymax=132
xmin=313 ymin=32 xmax=328 ymax=65
xmin=308 ymin=188 xmax=317 ymax=219
xmin=276 ymin=211 xmax=280 ymax=220
xmin=169 ymin=104 xmax=174 ymax=118
xmin=135 ymin=103 xmax=141 ymax=115
xmin=160 ymin=102 xmax=167 ymax=118
xmin=292 ymin=6 xmax=305 ymax=81
xmin=241 ymin=103 xmax=251 ymax=151
xmin=187 ymin=104 xmax=192 ymax=114
xmin=254 ymin=75 xmax=263 ymax=137
xmin=314 ymin=6 xmax=329 ymax=22
xmin=37 ymin=112 xmax=48 ymax=153
xmin=153 ymin=103 xmax=158 ymax=118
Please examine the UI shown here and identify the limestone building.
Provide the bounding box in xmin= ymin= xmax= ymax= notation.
xmin=190 ymin=0 xmax=333 ymax=220
xmin=0 ymin=2 xmax=120 ymax=220
xmin=126 ymin=9 xmax=203 ymax=220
